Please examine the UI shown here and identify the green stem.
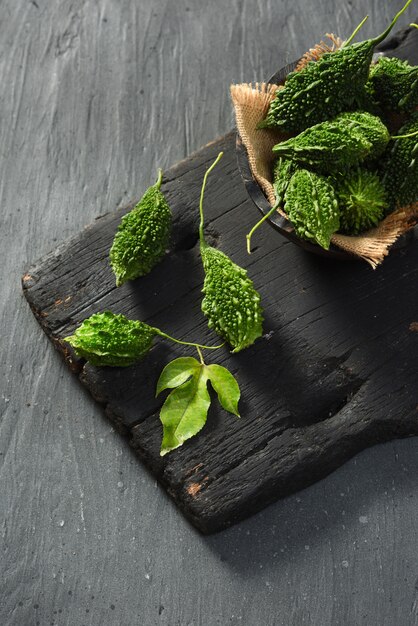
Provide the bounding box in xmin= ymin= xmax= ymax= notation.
xmin=342 ymin=15 xmax=369 ymax=47
xmin=155 ymin=168 xmax=163 ymax=190
xmin=196 ymin=346 xmax=205 ymax=365
xmin=344 ymin=0 xmax=414 ymax=49
xmin=246 ymin=201 xmax=280 ymax=254
xmin=371 ymin=0 xmax=414 ymax=47
xmin=199 ymin=152 xmax=224 ymax=244
xmin=154 ymin=328 xmax=224 ymax=351
xmin=392 ymin=129 xmax=418 ymax=140
xmin=410 ymin=23 xmax=418 ymax=28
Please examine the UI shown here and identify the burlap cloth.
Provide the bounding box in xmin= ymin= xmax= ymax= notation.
xmin=230 ymin=36 xmax=418 ymax=268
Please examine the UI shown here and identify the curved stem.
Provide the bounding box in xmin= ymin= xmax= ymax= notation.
xmin=246 ymin=202 xmax=280 ymax=254
xmin=155 ymin=168 xmax=163 ymax=190
xmin=154 ymin=328 xmax=224 ymax=351
xmin=410 ymin=23 xmax=418 ymax=28
xmin=371 ymin=0 xmax=414 ymax=47
xmin=344 ymin=0 xmax=414 ymax=49
xmin=199 ymin=152 xmax=224 ymax=244
xmin=392 ymin=129 xmax=418 ymax=140
xmin=342 ymin=15 xmax=369 ymax=47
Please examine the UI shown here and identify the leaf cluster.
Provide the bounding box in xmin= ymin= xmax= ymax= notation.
xmin=157 ymin=357 xmax=240 ymax=455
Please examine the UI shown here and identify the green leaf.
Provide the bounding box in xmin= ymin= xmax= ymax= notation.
xmin=156 ymin=357 xmax=200 ymax=396
xmin=157 ymin=358 xmax=242 ymax=455
xmin=205 ymin=364 xmax=241 ymax=417
xmin=160 ymin=368 xmax=210 ymax=456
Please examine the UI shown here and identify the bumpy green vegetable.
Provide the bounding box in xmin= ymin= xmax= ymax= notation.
xmin=381 ymin=115 xmax=418 ymax=209
xmin=273 ymin=157 xmax=296 ymax=204
xmin=64 ymin=312 xmax=225 ymax=367
xmin=334 ymin=169 xmax=388 ymax=234
xmin=200 ymin=245 xmax=263 ymax=352
xmin=367 ymin=56 xmax=418 ymax=113
xmin=272 ymin=112 xmax=390 ymax=172
xmin=199 ymin=153 xmax=263 ymax=352
xmin=342 ymin=111 xmax=391 ymax=159
xmin=284 ymin=169 xmax=340 ymax=249
xmin=109 ymin=170 xmax=172 ymax=286
xmin=260 ymin=0 xmax=413 ymax=132
xmin=64 ymin=312 xmax=157 ymax=367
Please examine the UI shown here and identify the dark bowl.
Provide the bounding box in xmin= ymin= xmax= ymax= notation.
xmin=236 ymin=60 xmax=358 ymax=261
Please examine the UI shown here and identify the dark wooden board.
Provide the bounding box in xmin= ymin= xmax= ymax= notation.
xmin=22 ymin=27 xmax=418 ymax=535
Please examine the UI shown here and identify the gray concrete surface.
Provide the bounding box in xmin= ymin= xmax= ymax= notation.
xmin=1 ymin=1 xmax=417 ymax=624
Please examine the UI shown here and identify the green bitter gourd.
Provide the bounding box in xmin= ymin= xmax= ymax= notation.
xmin=109 ymin=169 xmax=172 ymax=286
xmin=272 ymin=112 xmax=390 ymax=172
xmin=381 ymin=114 xmax=418 ymax=209
xmin=260 ymin=0 xmax=414 ymax=132
xmin=334 ymin=169 xmax=388 ymax=234
xmin=284 ymin=168 xmax=340 ymax=249
xmin=367 ymin=56 xmax=418 ymax=114
xmin=64 ymin=312 xmax=158 ymax=367
xmin=199 ymin=153 xmax=263 ymax=352
xmin=273 ymin=157 xmax=296 ymax=204
xmin=64 ymin=311 xmax=223 ymax=367
xmin=342 ymin=111 xmax=392 ymax=159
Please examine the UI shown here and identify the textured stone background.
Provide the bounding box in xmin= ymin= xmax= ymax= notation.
xmin=1 ymin=1 xmax=417 ymax=625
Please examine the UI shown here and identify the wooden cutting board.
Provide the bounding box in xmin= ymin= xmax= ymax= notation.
xmin=22 ymin=27 xmax=418 ymax=534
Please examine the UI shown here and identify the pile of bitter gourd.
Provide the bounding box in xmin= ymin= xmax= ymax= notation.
xmin=249 ymin=0 xmax=418 ymax=251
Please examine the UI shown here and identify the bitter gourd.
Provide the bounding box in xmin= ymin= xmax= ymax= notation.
xmin=64 ymin=311 xmax=157 ymax=367
xmin=367 ymin=56 xmax=418 ymax=114
xmin=381 ymin=114 xmax=418 ymax=209
xmin=334 ymin=169 xmax=388 ymax=234
xmin=200 ymin=244 xmax=263 ymax=353
xmin=273 ymin=157 xmax=296 ymax=205
xmin=64 ymin=312 xmax=224 ymax=367
xmin=284 ymin=169 xmax=340 ymax=249
xmin=199 ymin=153 xmax=263 ymax=352
xmin=341 ymin=111 xmax=391 ymax=160
xmin=260 ymin=0 xmax=413 ymax=132
xmin=272 ymin=112 xmax=390 ymax=172
xmin=109 ymin=170 xmax=172 ymax=286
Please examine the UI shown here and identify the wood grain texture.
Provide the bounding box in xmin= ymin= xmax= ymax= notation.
xmin=23 ymin=126 xmax=418 ymax=533
xmin=2 ymin=1 xmax=418 ymax=625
